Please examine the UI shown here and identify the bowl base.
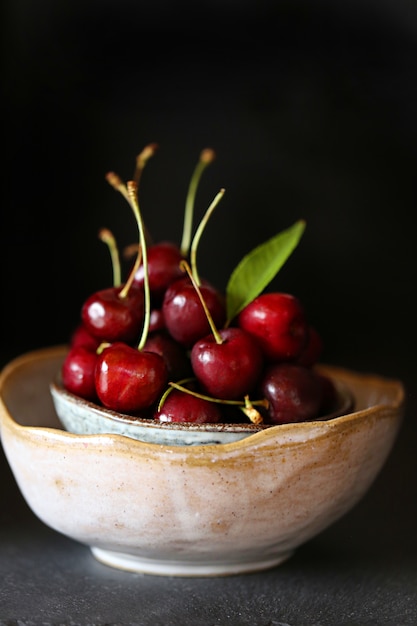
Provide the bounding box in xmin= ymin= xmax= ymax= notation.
xmin=90 ymin=547 xmax=294 ymax=577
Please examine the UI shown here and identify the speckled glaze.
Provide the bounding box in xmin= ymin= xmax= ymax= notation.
xmin=0 ymin=346 xmax=405 ymax=577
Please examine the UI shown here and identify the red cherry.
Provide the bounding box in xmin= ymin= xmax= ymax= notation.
xmin=148 ymin=308 xmax=166 ymax=333
xmin=81 ymin=285 xmax=144 ymax=343
xmin=162 ymin=276 xmax=226 ymax=347
xmin=133 ymin=242 xmax=185 ymax=302
xmin=155 ymin=389 xmax=222 ymax=423
xmin=61 ymin=346 xmax=98 ymax=401
xmin=259 ymin=362 xmax=322 ymax=424
xmin=95 ymin=342 xmax=168 ymax=413
xmin=296 ymin=325 xmax=323 ymax=367
xmin=237 ymin=292 xmax=308 ymax=362
xmin=317 ymin=373 xmax=338 ymax=414
xmin=191 ymin=327 xmax=263 ymax=400
xmin=69 ymin=324 xmax=101 ymax=352
xmin=143 ymin=331 xmax=192 ymax=381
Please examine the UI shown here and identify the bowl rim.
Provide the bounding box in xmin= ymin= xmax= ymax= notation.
xmin=50 ymin=375 xmax=355 ymax=433
xmin=0 ymin=345 xmax=406 ymax=453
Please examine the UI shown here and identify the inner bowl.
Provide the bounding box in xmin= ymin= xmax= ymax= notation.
xmin=50 ymin=371 xmax=354 ymax=446
xmin=0 ymin=345 xmax=405 ymax=577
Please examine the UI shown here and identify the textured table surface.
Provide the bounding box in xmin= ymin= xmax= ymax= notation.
xmin=1 ymin=390 xmax=416 ymax=626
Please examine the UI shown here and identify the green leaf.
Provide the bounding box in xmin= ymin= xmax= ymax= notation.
xmin=225 ymin=219 xmax=306 ymax=324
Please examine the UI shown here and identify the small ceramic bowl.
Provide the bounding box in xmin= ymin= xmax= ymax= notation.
xmin=50 ymin=372 xmax=354 ymax=446
xmin=0 ymin=345 xmax=405 ymax=577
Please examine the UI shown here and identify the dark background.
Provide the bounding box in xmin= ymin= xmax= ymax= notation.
xmin=1 ymin=0 xmax=416 ymax=623
xmin=2 ymin=0 xmax=417 ymax=373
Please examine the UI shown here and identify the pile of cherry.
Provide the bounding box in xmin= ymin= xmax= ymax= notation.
xmin=61 ymin=145 xmax=338 ymax=426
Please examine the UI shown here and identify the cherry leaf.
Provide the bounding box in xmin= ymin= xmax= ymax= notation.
xmin=225 ymin=219 xmax=306 ymax=324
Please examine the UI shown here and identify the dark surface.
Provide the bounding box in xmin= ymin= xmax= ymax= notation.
xmin=2 ymin=1 xmax=417 ymax=624
xmin=0 ymin=412 xmax=416 ymax=625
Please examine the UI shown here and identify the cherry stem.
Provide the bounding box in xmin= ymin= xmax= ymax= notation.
xmin=165 ymin=380 xmax=269 ymax=410
xmin=98 ymin=228 xmax=121 ymax=288
xmin=240 ymin=396 xmax=264 ymax=424
xmin=127 ymin=181 xmax=151 ymax=351
xmin=133 ymin=143 xmax=159 ymax=188
xmin=157 ymin=377 xmax=195 ymax=411
xmin=105 ymin=143 xmax=158 ymax=246
xmin=105 ymin=171 xmax=130 ymax=204
xmin=180 ymin=148 xmax=216 ymax=258
xmin=180 ymin=259 xmax=223 ymax=345
xmin=97 ymin=341 xmax=111 ymax=355
xmin=118 ymin=245 xmax=142 ymax=299
xmin=190 ymin=188 xmax=225 ymax=286
xmin=123 ymin=243 xmax=140 ymax=261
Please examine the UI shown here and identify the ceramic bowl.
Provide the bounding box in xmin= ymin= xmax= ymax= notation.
xmin=50 ymin=371 xmax=354 ymax=447
xmin=0 ymin=345 xmax=405 ymax=577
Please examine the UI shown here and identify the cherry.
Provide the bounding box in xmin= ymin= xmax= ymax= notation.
xmin=143 ymin=331 xmax=192 ymax=381
xmin=167 ymin=378 xmax=268 ymax=424
xmin=161 ymin=188 xmax=227 ymax=347
xmin=133 ymin=241 xmax=185 ymax=302
xmin=94 ymin=174 xmax=170 ymax=414
xmin=295 ymin=325 xmax=323 ymax=367
xmin=61 ymin=346 xmax=98 ymax=401
xmin=317 ymin=373 xmax=338 ymax=414
xmin=191 ymin=326 xmax=263 ymax=400
xmin=80 ymin=224 xmax=145 ymax=344
xmin=81 ymin=285 xmax=144 ymax=343
xmin=172 ymin=257 xmax=263 ymax=401
xmin=95 ymin=342 xmax=168 ymax=412
xmin=81 ymin=228 xmax=145 ymax=344
xmin=69 ymin=323 xmax=101 ymax=352
xmin=124 ymin=148 xmax=216 ymax=305
xmin=155 ymin=388 xmax=222 ymax=423
xmin=162 ymin=276 xmax=226 ymax=347
xmin=64 ymin=145 xmax=332 ymax=428
xmin=148 ymin=307 xmax=166 ymax=333
xmin=237 ymin=292 xmax=308 ymax=362
xmin=259 ymin=362 xmax=322 ymax=424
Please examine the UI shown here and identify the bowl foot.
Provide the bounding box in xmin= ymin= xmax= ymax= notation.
xmin=90 ymin=547 xmax=294 ymax=577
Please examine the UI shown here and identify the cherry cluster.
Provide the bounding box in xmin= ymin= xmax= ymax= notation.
xmin=61 ymin=146 xmax=337 ymax=426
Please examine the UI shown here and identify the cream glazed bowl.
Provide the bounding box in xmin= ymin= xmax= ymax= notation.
xmin=0 ymin=345 xmax=405 ymax=577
